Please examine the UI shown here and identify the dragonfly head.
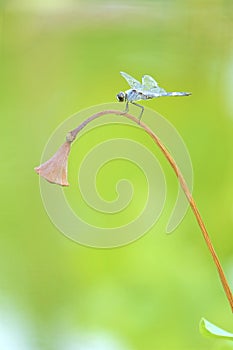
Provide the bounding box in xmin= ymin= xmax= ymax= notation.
xmin=116 ymin=91 xmax=125 ymax=102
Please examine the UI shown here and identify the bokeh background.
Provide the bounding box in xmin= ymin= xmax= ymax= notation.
xmin=1 ymin=0 xmax=233 ymax=349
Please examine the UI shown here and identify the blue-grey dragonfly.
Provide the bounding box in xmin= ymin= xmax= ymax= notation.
xmin=116 ymin=71 xmax=191 ymax=121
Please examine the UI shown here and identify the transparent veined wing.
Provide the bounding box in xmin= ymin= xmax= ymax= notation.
xmin=142 ymin=75 xmax=159 ymax=89
xmin=120 ymin=72 xmax=142 ymax=89
xmin=142 ymin=74 xmax=167 ymax=95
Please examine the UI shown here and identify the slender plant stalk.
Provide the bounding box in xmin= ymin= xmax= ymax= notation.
xmin=36 ymin=109 xmax=233 ymax=312
xmin=140 ymin=118 xmax=233 ymax=313
xmin=68 ymin=109 xmax=233 ymax=312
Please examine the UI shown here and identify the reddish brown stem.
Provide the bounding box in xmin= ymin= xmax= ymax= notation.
xmin=68 ymin=109 xmax=233 ymax=312
xmin=140 ymin=117 xmax=233 ymax=313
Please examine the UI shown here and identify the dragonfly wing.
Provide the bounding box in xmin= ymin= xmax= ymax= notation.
xmin=142 ymin=75 xmax=159 ymax=89
xmin=143 ymin=86 xmax=167 ymax=96
xmin=120 ymin=71 xmax=142 ymax=89
xmin=142 ymin=75 xmax=167 ymax=94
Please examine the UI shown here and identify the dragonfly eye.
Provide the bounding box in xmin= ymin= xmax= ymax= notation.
xmin=116 ymin=92 xmax=125 ymax=102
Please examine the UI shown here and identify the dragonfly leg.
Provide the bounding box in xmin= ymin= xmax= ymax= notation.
xmin=123 ymin=101 xmax=129 ymax=114
xmin=120 ymin=101 xmax=129 ymax=116
xmin=131 ymin=102 xmax=144 ymax=123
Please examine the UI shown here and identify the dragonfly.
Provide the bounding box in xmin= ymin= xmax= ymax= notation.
xmin=116 ymin=71 xmax=191 ymax=121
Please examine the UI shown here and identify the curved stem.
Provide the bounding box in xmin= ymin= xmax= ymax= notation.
xmin=67 ymin=109 xmax=233 ymax=312
xmin=140 ymin=119 xmax=233 ymax=312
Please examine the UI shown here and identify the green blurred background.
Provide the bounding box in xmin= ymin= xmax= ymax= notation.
xmin=1 ymin=0 xmax=233 ymax=349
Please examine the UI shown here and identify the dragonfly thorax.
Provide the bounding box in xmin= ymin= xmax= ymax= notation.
xmin=116 ymin=91 xmax=126 ymax=102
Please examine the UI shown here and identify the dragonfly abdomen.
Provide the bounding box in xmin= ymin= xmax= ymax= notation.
xmin=161 ymin=91 xmax=191 ymax=97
